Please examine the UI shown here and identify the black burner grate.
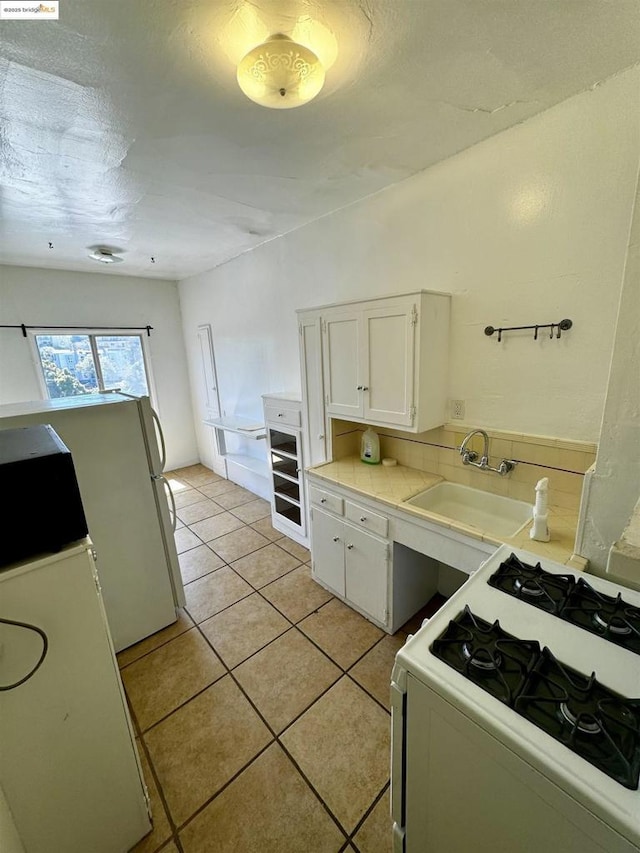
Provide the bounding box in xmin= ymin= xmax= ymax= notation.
xmin=488 ymin=553 xmax=573 ymax=615
xmin=430 ymin=606 xmax=539 ymax=704
xmin=515 ymin=648 xmax=640 ymax=789
xmin=489 ymin=553 xmax=640 ymax=657
xmin=561 ymin=579 xmax=640 ymax=655
xmin=431 ymin=609 xmax=640 ymax=788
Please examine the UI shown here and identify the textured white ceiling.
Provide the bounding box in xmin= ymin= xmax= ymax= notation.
xmin=1 ymin=0 xmax=639 ymax=279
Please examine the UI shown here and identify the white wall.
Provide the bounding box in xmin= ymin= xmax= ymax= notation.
xmin=0 ymin=265 xmax=197 ymax=470
xmin=179 ymin=68 xmax=640 ymax=455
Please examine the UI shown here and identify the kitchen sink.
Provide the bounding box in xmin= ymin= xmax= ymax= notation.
xmin=404 ymin=482 xmax=533 ymax=539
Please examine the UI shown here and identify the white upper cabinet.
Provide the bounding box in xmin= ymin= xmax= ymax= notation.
xmin=317 ymin=291 xmax=450 ymax=433
xmin=362 ymin=300 xmax=416 ymax=427
xmin=322 ymin=308 xmax=362 ymax=419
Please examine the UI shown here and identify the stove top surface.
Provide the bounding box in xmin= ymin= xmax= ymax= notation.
xmin=430 ymin=606 xmax=640 ymax=788
xmin=489 ymin=552 xmax=640 ymax=655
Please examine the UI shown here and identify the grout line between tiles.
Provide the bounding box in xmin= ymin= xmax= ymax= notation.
xmin=158 ymin=495 xmax=393 ymax=845
xmin=132 ymin=705 xmax=185 ymax=853
xmin=173 ymin=740 xmax=277 ymax=837
xmin=183 ymin=621 xmax=350 ymax=845
xmin=188 ymin=576 xmax=379 ymax=838
xmin=347 ymin=779 xmax=390 ymax=846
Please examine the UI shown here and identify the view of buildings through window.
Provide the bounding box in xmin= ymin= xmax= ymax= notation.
xmin=35 ymin=333 xmax=150 ymax=399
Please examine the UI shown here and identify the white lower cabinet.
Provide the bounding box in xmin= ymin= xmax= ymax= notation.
xmin=311 ymin=506 xmax=389 ymax=627
xmin=309 ymin=474 xmax=495 ymax=633
xmin=343 ymin=523 xmax=388 ymax=624
xmin=312 ymin=508 xmax=346 ymax=596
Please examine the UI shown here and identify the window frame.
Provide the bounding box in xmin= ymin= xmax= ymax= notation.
xmin=28 ymin=328 xmax=159 ymax=410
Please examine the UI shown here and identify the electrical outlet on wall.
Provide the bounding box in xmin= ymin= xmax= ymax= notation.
xmin=451 ymin=399 xmax=465 ymax=420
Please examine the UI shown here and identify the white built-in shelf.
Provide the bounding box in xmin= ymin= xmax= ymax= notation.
xmin=224 ymin=453 xmax=269 ymax=479
xmin=204 ymin=416 xmax=266 ymax=440
xmin=205 ymin=416 xmax=269 ymax=481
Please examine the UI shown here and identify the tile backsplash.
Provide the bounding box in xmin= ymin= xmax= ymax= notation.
xmin=331 ymin=421 xmax=596 ymax=512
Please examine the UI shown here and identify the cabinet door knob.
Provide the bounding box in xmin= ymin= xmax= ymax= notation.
xmin=332 ymin=536 xmax=340 ymax=542
xmin=362 ymin=386 xmax=369 ymax=391
xmin=277 ymin=412 xmax=283 ymax=417
xmin=356 ymin=385 xmax=363 ymax=391
xmin=320 ymin=497 xmax=327 ymax=503
xmin=360 ymin=516 xmax=367 ymax=522
xmin=346 ymin=544 xmax=354 ymax=550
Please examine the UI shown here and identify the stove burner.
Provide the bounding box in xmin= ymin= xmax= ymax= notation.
xmin=513 ymin=577 xmax=545 ymax=597
xmin=515 ymin=648 xmax=640 ymax=789
xmin=462 ymin=642 xmax=502 ymax=671
xmin=562 ymin=578 xmax=640 ymax=654
xmin=593 ymin=611 xmax=633 ymax=636
xmin=490 ymin=554 xmax=640 ymax=656
xmin=559 ymin=702 xmax=602 ymax=735
xmin=488 ymin=553 xmax=573 ymax=615
xmin=430 ymin=606 xmax=540 ymax=704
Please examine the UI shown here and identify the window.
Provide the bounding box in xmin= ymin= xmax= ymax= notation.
xmin=33 ymin=332 xmax=151 ymax=399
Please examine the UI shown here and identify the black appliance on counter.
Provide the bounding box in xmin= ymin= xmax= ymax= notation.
xmin=0 ymin=424 xmax=88 ymax=566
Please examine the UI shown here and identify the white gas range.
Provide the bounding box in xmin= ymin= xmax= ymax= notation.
xmin=391 ymin=544 xmax=640 ymax=853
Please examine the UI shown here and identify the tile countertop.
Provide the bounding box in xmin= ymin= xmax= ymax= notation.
xmin=307 ymin=457 xmax=583 ymax=569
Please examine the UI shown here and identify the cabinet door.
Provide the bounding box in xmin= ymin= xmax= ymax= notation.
xmin=344 ymin=524 xmax=389 ymax=625
xmin=311 ymin=508 xmax=345 ymax=596
xmin=299 ymin=313 xmax=327 ymax=467
xmin=322 ymin=310 xmax=363 ymax=419
xmin=362 ymin=301 xmax=416 ymax=427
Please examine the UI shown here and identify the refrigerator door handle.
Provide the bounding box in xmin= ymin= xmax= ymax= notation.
xmin=154 ymin=475 xmax=178 ymax=532
xmin=150 ymin=408 xmax=167 ymax=471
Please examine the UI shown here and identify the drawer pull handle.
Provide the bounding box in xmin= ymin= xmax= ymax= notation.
xmin=320 ymin=497 xmax=327 ymax=503
xmin=332 ymin=536 xmax=340 ymax=542
xmin=360 ymin=516 xmax=367 ymax=522
xmin=346 ymin=544 xmax=354 ymax=550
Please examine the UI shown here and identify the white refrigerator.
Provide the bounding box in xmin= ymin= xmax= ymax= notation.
xmin=0 ymin=393 xmax=185 ymax=651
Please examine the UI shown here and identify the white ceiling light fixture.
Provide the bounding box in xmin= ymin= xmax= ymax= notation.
xmin=237 ymin=34 xmax=325 ymax=109
xmin=88 ymin=247 xmax=124 ymax=264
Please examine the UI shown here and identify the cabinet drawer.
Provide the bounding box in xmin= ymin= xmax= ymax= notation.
xmin=345 ymin=500 xmax=389 ymax=538
xmin=310 ymin=486 xmax=343 ymax=515
xmin=265 ymin=406 xmax=301 ymax=428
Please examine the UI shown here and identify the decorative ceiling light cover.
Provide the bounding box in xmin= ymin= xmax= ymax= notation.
xmin=237 ymin=34 xmax=325 ymax=109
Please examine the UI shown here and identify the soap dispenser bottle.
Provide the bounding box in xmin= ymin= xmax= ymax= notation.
xmin=530 ymin=477 xmax=551 ymax=542
xmin=361 ymin=427 xmax=381 ymax=465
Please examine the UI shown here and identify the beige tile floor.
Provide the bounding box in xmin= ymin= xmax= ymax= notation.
xmin=120 ymin=464 xmax=442 ymax=853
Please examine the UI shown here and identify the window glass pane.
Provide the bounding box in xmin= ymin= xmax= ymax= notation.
xmin=95 ymin=335 xmax=149 ymax=396
xmin=35 ymin=335 xmax=96 ymax=398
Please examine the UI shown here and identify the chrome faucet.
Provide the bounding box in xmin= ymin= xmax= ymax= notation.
xmin=458 ymin=428 xmax=516 ymax=476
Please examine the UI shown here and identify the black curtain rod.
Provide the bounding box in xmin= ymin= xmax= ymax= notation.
xmin=0 ymin=324 xmax=153 ymax=337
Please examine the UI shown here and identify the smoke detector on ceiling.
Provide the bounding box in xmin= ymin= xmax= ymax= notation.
xmin=88 ymin=247 xmax=123 ymax=264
